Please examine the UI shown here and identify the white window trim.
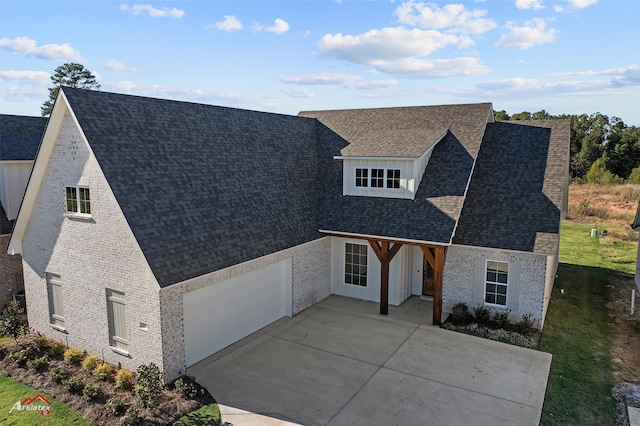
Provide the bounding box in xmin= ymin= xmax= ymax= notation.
xmin=64 ymin=185 xmax=91 ymax=217
xmin=344 ymin=242 xmax=368 ymax=287
xmin=484 ymin=260 xmax=509 ymax=308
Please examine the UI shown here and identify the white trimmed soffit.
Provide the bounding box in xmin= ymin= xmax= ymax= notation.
xmin=319 ymin=229 xmax=449 ymax=248
xmin=447 ymin=103 xmax=494 ymax=246
xmin=7 ymin=90 xmax=69 ymax=255
xmin=451 ymin=243 xmax=552 ymax=258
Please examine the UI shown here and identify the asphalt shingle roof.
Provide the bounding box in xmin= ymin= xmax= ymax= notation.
xmin=452 ymin=120 xmax=570 ymax=254
xmin=304 ymin=103 xmax=493 ymax=243
xmin=0 ymin=114 xmax=47 ymax=161
xmin=62 ymin=88 xmax=322 ymax=288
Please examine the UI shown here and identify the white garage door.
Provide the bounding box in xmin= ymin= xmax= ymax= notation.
xmin=184 ymin=258 xmax=292 ymax=366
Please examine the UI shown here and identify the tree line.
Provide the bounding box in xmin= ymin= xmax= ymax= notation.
xmin=494 ymin=109 xmax=640 ymax=184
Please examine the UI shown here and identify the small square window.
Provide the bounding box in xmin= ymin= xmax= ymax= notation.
xmin=355 ymin=169 xmax=368 ymax=187
xmin=386 ymin=169 xmax=400 ymax=189
xmin=371 ymin=169 xmax=384 ymax=188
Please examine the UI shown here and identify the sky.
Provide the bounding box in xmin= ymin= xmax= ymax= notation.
xmin=0 ymin=0 xmax=638 ymax=125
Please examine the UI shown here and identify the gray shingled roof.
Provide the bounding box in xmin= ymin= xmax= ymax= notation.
xmin=0 ymin=114 xmax=47 ymax=161
xmin=304 ymin=103 xmax=493 ymax=243
xmin=452 ymin=120 xmax=570 ymax=254
xmin=62 ymin=87 xmax=322 ymax=288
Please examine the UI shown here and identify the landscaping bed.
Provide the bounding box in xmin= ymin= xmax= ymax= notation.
xmin=0 ymin=333 xmax=219 ymax=425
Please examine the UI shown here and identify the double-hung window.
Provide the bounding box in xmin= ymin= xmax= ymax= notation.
xmin=46 ymin=273 xmax=65 ymax=329
xmin=345 ymin=243 xmax=368 ymax=286
xmin=371 ymin=169 xmax=384 ymax=188
xmin=485 ymin=261 xmax=508 ymax=306
xmin=106 ymin=289 xmax=129 ymax=352
xmin=65 ymin=186 xmax=91 ymax=215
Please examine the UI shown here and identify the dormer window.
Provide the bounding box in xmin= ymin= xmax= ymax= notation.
xmin=65 ymin=186 xmax=91 ymax=215
xmin=386 ymin=169 xmax=400 ymax=189
xmin=355 ymin=168 xmax=368 ymax=187
xmin=371 ymin=169 xmax=384 ymax=188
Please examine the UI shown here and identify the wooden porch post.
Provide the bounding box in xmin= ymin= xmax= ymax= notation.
xmin=369 ymin=240 xmax=403 ymax=315
xmin=421 ymin=245 xmax=447 ymax=326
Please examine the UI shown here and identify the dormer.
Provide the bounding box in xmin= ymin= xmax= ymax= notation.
xmin=336 ymin=128 xmax=448 ymax=200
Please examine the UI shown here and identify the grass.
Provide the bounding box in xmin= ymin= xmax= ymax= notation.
xmin=540 ymin=218 xmax=638 ymax=425
xmin=173 ymin=403 xmax=222 ymax=425
xmin=0 ymin=375 xmax=91 ymax=425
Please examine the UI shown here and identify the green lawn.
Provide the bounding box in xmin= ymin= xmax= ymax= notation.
xmin=540 ymin=221 xmax=637 ymax=425
xmin=0 ymin=375 xmax=90 ymax=425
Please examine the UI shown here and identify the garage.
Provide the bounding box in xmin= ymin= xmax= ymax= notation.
xmin=183 ymin=258 xmax=292 ymax=366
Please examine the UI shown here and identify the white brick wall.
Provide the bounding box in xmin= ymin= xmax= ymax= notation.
xmin=21 ymin=111 xmax=164 ymax=373
xmin=442 ymin=245 xmax=548 ymax=327
xmin=159 ymin=237 xmax=331 ymax=380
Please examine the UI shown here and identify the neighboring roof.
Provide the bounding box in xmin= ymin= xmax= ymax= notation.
xmin=61 ymin=87 xmax=322 ymax=288
xmin=306 ymin=103 xmax=493 ymax=244
xmin=452 ymin=120 xmax=571 ymax=254
xmin=0 ymin=204 xmax=12 ymax=235
xmin=0 ymin=114 xmax=47 ymax=161
xmin=300 ymin=103 xmax=492 ymax=158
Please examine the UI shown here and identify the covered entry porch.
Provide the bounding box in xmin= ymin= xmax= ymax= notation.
xmin=327 ymin=233 xmax=448 ymax=325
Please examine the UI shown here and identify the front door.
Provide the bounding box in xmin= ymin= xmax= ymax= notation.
xmin=422 ymin=252 xmax=435 ymax=297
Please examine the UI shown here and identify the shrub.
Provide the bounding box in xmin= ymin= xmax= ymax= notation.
xmin=94 ymin=363 xmax=113 ymax=381
xmin=493 ymin=310 xmax=511 ymax=329
xmin=33 ymin=335 xmax=50 ymax=352
xmin=0 ymin=345 xmax=7 ymax=361
xmin=106 ymin=397 xmax=126 ymax=417
xmin=115 ymin=369 xmax=134 ymax=390
xmin=451 ymin=302 xmax=470 ymax=326
xmin=516 ymin=313 xmax=536 ymax=336
xmin=82 ymin=354 xmax=101 ymax=372
xmin=49 ymin=366 xmax=70 ymax=383
xmin=441 ymin=322 xmax=456 ymax=331
xmin=473 ymin=305 xmax=491 ymax=324
xmin=11 ymin=348 xmax=33 ymax=366
xmin=49 ymin=342 xmax=66 ymax=358
xmin=27 ymin=355 xmax=49 ymax=372
xmin=64 ymin=348 xmax=84 ymax=365
xmin=173 ymin=376 xmax=203 ymax=399
xmin=135 ymin=362 xmax=165 ymax=408
xmin=83 ymin=382 xmax=103 ymax=402
xmin=63 ymin=376 xmax=85 ymax=394
xmin=0 ymin=301 xmax=29 ymax=339
xmin=120 ymin=408 xmax=141 ymax=426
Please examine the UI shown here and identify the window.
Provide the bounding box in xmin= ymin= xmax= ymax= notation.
xmin=345 ymin=243 xmax=367 ymax=286
xmin=65 ymin=186 xmax=91 ymax=215
xmin=355 ymin=169 xmax=368 ymax=187
xmin=107 ymin=289 xmax=129 ymax=352
xmin=485 ymin=261 xmax=508 ymax=306
xmin=46 ymin=273 xmax=65 ymax=329
xmin=371 ymin=169 xmax=384 ymax=188
xmin=386 ymin=169 xmax=401 ymax=189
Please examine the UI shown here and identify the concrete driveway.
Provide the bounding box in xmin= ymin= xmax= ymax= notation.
xmin=189 ymin=295 xmax=552 ymax=426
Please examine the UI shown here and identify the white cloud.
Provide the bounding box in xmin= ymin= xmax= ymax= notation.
xmin=0 ymin=86 xmax=46 ymax=103
xmin=395 ymin=1 xmax=496 ymax=34
xmin=516 ymin=0 xmax=544 ymax=10
xmin=265 ymin=18 xmax=290 ymax=35
xmin=283 ymin=88 xmax=315 ymax=98
xmin=0 ymin=70 xmax=51 ymax=86
xmin=567 ymin=0 xmax=597 ymax=9
xmin=0 ymin=36 xmax=85 ymax=63
xmin=550 ymin=64 xmax=640 ymax=87
xmin=119 ymin=4 xmax=185 ymax=18
xmin=554 ymin=5 xmax=564 ymax=12
xmin=278 ymin=73 xmax=398 ymax=90
xmin=494 ymin=18 xmax=557 ymax=50
xmin=372 ymin=57 xmax=491 ymax=78
xmin=212 ymin=15 xmax=243 ymax=32
xmin=104 ymin=60 xmax=137 ymax=72
xmin=318 ymin=27 xmax=460 ymax=63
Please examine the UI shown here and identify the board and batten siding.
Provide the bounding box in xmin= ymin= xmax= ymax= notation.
xmin=0 ymin=161 xmax=33 ymax=220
